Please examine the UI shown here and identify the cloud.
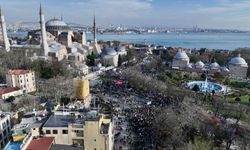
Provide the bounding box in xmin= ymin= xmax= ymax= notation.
xmin=1 ymin=0 xmax=153 ymax=25
xmin=191 ymin=0 xmax=250 ymax=14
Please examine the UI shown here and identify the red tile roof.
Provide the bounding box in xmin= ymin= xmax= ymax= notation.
xmin=0 ymin=87 xmax=19 ymax=95
xmin=26 ymin=137 xmax=54 ymax=150
xmin=7 ymin=69 xmax=32 ymax=75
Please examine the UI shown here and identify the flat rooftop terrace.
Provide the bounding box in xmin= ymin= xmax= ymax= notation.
xmin=43 ymin=115 xmax=84 ymax=128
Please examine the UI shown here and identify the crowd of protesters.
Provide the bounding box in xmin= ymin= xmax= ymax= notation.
xmin=91 ymin=70 xmax=184 ymax=149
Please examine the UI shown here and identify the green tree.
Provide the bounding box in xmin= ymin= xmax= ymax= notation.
xmin=118 ymin=55 xmax=122 ymax=66
xmin=166 ymin=52 xmax=173 ymax=61
xmin=60 ymin=97 xmax=71 ymax=105
xmin=87 ymin=53 xmax=96 ymax=66
xmin=192 ymin=84 xmax=200 ymax=92
xmin=201 ymin=73 xmax=206 ymax=80
xmin=194 ymin=137 xmax=215 ymax=150
xmin=213 ymin=72 xmax=224 ymax=81
xmin=189 ymin=55 xmax=199 ymax=63
xmin=212 ymin=90 xmax=215 ymax=96
xmin=235 ymin=97 xmax=241 ymax=102
xmin=5 ymin=96 xmax=15 ymax=103
xmin=199 ymin=48 xmax=207 ymax=55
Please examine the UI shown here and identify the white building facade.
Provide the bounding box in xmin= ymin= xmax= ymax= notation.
xmin=228 ymin=54 xmax=248 ymax=79
xmin=6 ymin=70 xmax=36 ymax=93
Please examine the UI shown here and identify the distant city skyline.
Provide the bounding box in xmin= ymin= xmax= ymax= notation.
xmin=2 ymin=0 xmax=250 ymax=30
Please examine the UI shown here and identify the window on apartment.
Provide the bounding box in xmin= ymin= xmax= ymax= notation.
xmin=4 ymin=138 xmax=7 ymax=144
xmin=53 ymin=130 xmax=58 ymax=134
xmin=62 ymin=130 xmax=68 ymax=134
xmin=74 ymin=130 xmax=79 ymax=133
xmin=3 ymin=130 xmax=6 ymax=136
xmin=45 ymin=130 xmax=51 ymax=134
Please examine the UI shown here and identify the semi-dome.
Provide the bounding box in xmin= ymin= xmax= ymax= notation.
xmin=174 ymin=51 xmax=189 ymax=60
xmin=46 ymin=18 xmax=67 ymax=27
xmin=210 ymin=62 xmax=220 ymax=69
xmin=195 ymin=61 xmax=205 ymax=68
xmin=102 ymin=48 xmax=117 ymax=56
xmin=117 ymin=46 xmax=126 ymax=52
xmin=229 ymin=54 xmax=247 ymax=66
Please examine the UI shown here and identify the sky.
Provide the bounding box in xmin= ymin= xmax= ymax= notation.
xmin=1 ymin=0 xmax=250 ymax=30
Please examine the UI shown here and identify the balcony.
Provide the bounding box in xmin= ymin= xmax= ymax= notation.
xmin=72 ymin=130 xmax=84 ymax=138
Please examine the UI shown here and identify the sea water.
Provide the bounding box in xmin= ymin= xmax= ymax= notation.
xmin=8 ymin=32 xmax=250 ymax=50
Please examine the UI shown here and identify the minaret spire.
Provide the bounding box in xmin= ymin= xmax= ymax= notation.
xmin=39 ymin=4 xmax=49 ymax=56
xmin=39 ymin=3 xmax=42 ymax=15
xmin=0 ymin=6 xmax=2 ymax=17
xmin=91 ymin=14 xmax=101 ymax=55
xmin=93 ymin=14 xmax=97 ymax=43
xmin=0 ymin=6 xmax=10 ymax=52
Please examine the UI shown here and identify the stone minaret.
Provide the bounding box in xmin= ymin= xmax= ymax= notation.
xmin=0 ymin=7 xmax=10 ymax=52
xmin=39 ymin=4 xmax=49 ymax=56
xmin=93 ymin=15 xmax=97 ymax=43
xmin=91 ymin=15 xmax=101 ymax=55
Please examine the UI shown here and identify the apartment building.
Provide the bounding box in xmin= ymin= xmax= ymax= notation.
xmin=6 ymin=70 xmax=36 ymax=93
xmin=41 ymin=111 xmax=114 ymax=150
xmin=0 ymin=114 xmax=11 ymax=149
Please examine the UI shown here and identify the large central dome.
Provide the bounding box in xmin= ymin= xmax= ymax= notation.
xmin=45 ymin=18 xmax=69 ymax=32
xmin=229 ymin=54 xmax=248 ymax=66
xmin=102 ymin=48 xmax=117 ymax=56
xmin=46 ymin=18 xmax=67 ymax=27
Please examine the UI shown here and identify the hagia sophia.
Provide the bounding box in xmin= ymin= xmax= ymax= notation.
xmin=172 ymin=50 xmax=248 ymax=79
xmin=0 ymin=5 xmax=126 ymax=67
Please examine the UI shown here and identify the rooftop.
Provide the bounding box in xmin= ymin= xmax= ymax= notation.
xmin=49 ymin=42 xmax=66 ymax=52
xmin=0 ymin=87 xmax=19 ymax=95
xmin=229 ymin=54 xmax=248 ymax=66
xmin=43 ymin=115 xmax=83 ymax=128
xmin=51 ymin=144 xmax=83 ymax=150
xmin=174 ymin=51 xmax=189 ymax=60
xmin=46 ymin=18 xmax=67 ymax=27
xmin=26 ymin=137 xmax=54 ymax=150
xmin=7 ymin=69 xmax=32 ymax=75
xmin=102 ymin=48 xmax=117 ymax=56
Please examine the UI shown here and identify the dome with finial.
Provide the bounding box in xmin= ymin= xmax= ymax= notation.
xmin=195 ymin=61 xmax=205 ymax=68
xmin=102 ymin=48 xmax=117 ymax=56
xmin=46 ymin=18 xmax=67 ymax=27
xmin=210 ymin=62 xmax=220 ymax=69
xmin=174 ymin=49 xmax=189 ymax=60
xmin=229 ymin=54 xmax=248 ymax=66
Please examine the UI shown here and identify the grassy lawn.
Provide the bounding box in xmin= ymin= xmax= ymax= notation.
xmin=208 ymin=105 xmax=248 ymax=122
xmin=225 ymin=95 xmax=250 ymax=106
xmin=229 ymin=80 xmax=250 ymax=89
